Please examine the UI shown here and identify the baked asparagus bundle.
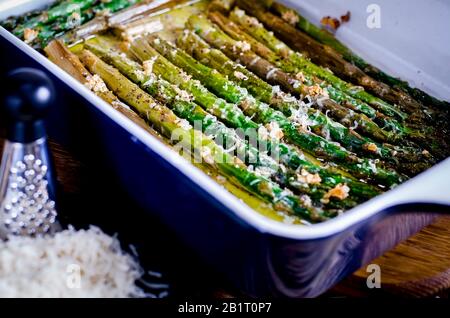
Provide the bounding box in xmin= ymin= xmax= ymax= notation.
xmin=265 ymin=0 xmax=450 ymax=112
xmin=44 ymin=39 xmax=163 ymax=139
xmin=84 ymin=36 xmax=382 ymax=207
xmin=18 ymin=0 xmax=445 ymax=223
xmin=197 ymin=6 xmax=447 ymax=159
xmin=127 ymin=35 xmax=402 ymax=185
xmin=79 ymin=48 xmax=335 ymax=222
xmin=44 ymin=40 xmax=291 ymax=222
xmin=184 ymin=16 xmax=433 ymax=172
xmin=3 ymin=0 xmax=140 ymax=48
xmin=234 ymin=0 xmax=447 ymax=132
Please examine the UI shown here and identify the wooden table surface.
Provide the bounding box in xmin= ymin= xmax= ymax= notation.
xmin=1 ymin=135 xmax=449 ymax=298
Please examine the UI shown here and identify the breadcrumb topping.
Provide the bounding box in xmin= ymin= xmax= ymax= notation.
xmin=24 ymin=28 xmax=39 ymax=43
xmin=363 ymin=142 xmax=378 ymax=153
xmin=85 ymin=75 xmax=109 ymax=93
xmin=282 ymin=10 xmax=300 ymax=26
xmin=322 ymin=184 xmax=350 ymax=203
xmin=297 ymin=169 xmax=322 ymax=185
xmin=265 ymin=121 xmax=284 ymax=140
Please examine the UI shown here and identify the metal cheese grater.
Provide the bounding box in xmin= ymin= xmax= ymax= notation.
xmin=0 ymin=68 xmax=61 ymax=239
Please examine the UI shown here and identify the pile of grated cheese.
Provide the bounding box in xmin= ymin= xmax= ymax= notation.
xmin=0 ymin=226 xmax=145 ymax=298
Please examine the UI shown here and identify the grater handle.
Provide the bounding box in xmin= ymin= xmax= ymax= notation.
xmin=1 ymin=68 xmax=55 ymax=143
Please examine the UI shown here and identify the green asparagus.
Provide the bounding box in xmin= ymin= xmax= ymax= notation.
xmin=13 ymin=0 xmax=97 ymax=37
xmin=225 ymin=8 xmax=410 ymax=125
xmin=132 ymin=34 xmax=405 ymax=186
xmin=87 ymin=38 xmax=367 ymax=208
xmin=235 ymin=0 xmax=434 ymax=124
xmin=12 ymin=0 xmax=139 ymax=48
xmin=185 ymin=16 xmax=431 ymax=171
xmin=268 ymin=0 xmax=450 ymax=111
xmin=176 ymin=30 xmax=434 ymax=172
xmin=79 ymin=48 xmax=331 ymax=222
xmin=86 ymin=36 xmax=383 ymax=202
xmin=211 ymin=10 xmax=419 ymax=144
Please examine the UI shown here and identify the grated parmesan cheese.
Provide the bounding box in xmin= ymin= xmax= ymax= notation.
xmin=266 ymin=68 xmax=278 ymax=80
xmin=175 ymin=118 xmax=192 ymax=130
xmin=234 ymin=8 xmax=245 ymax=18
xmin=234 ymin=71 xmax=248 ymax=81
xmin=200 ymin=146 xmax=215 ymax=165
xmin=255 ymin=166 xmax=275 ymax=178
xmin=142 ymin=56 xmax=158 ymax=76
xmin=173 ymin=85 xmax=193 ymax=102
xmin=233 ymin=41 xmax=251 ymax=52
xmin=0 ymin=227 xmax=145 ymax=298
xmin=249 ymin=56 xmax=261 ymax=66
xmin=66 ymin=12 xmax=82 ymax=28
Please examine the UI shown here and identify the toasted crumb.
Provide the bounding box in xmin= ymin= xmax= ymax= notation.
xmin=363 ymin=142 xmax=378 ymax=153
xmin=341 ymin=11 xmax=351 ymax=23
xmin=295 ymin=72 xmax=307 ymax=83
xmin=265 ymin=122 xmax=284 ymax=140
xmin=24 ymin=28 xmax=39 ymax=43
xmin=247 ymin=16 xmax=263 ymax=28
xmin=321 ymin=16 xmax=341 ymax=31
xmin=305 ymin=84 xmax=328 ymax=98
xmin=180 ymin=71 xmax=192 ymax=82
xmin=322 ymin=184 xmax=350 ymax=203
xmin=85 ymin=75 xmax=109 ymax=93
xmin=281 ymin=10 xmax=299 ymax=26
xmin=297 ymin=169 xmax=322 ymax=185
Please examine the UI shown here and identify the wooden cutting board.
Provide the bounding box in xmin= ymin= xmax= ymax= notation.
xmin=1 ymin=136 xmax=449 ymax=297
xmin=329 ymin=216 xmax=450 ymax=297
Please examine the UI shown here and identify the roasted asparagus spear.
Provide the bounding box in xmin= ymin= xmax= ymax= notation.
xmin=130 ymin=35 xmax=405 ymax=186
xmin=223 ymin=9 xmax=409 ymax=130
xmin=12 ymin=0 xmax=98 ymax=38
xmin=11 ymin=0 xmax=139 ymax=48
xmin=185 ymin=16 xmax=432 ymax=172
xmin=268 ymin=0 xmax=450 ymax=112
xmin=85 ymin=38 xmax=366 ymax=208
xmin=177 ymin=30 xmax=436 ymax=172
xmin=98 ymin=37 xmax=382 ymax=198
xmin=44 ymin=39 xmax=162 ymax=138
xmin=235 ymin=0 xmax=436 ymax=125
xmin=79 ymin=48 xmax=331 ymax=222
